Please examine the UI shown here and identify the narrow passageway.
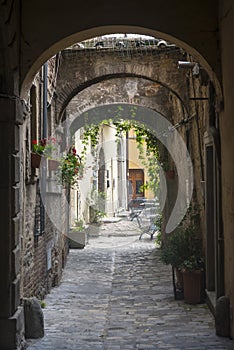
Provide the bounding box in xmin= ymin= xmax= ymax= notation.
xmin=26 ymin=219 xmax=234 ymax=350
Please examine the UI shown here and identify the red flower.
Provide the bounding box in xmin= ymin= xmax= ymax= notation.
xmin=32 ymin=140 xmax=37 ymax=145
xmin=40 ymin=138 xmax=47 ymax=146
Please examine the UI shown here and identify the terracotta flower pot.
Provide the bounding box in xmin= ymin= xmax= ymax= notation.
xmin=183 ymin=270 xmax=204 ymax=304
xmin=48 ymin=159 xmax=60 ymax=171
xmin=31 ymin=153 xmax=42 ymax=168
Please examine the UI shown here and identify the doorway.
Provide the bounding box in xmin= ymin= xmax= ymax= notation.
xmin=129 ymin=169 xmax=145 ymax=200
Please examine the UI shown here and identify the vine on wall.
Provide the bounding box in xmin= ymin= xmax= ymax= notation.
xmin=80 ymin=118 xmax=168 ymax=196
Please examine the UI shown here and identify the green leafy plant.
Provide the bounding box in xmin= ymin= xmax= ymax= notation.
xmin=154 ymin=214 xmax=162 ymax=247
xmin=93 ymin=209 xmax=106 ymax=222
xmin=40 ymin=300 xmax=46 ymax=308
xmin=160 ymin=228 xmax=191 ymax=268
xmin=58 ymin=147 xmax=82 ymax=188
xmin=180 ymin=255 xmax=204 ymax=272
xmin=88 ymin=190 xmax=107 ymax=223
xmin=72 ymin=219 xmax=85 ymax=231
xmin=160 ymin=207 xmax=204 ymax=272
xmin=32 ymin=137 xmax=57 ymax=157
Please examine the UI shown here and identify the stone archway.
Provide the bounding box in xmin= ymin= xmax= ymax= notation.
xmin=1 ymin=3 xmax=231 ymax=346
xmin=53 ymin=47 xmax=190 ymax=122
xmin=68 ymin=102 xmax=193 ymax=235
xmin=19 ymin=4 xmax=221 ymax=100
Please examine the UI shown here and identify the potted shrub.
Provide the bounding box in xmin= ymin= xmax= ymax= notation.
xmin=180 ymin=253 xmax=205 ymax=304
xmin=159 ymin=209 xmax=205 ymax=303
xmin=160 ymin=228 xmax=189 ymax=299
xmin=178 ymin=215 xmax=205 ymax=304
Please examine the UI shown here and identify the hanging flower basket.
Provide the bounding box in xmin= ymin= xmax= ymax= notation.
xmin=58 ymin=147 xmax=82 ymax=188
xmin=48 ymin=159 xmax=60 ymax=171
xmin=31 ymin=153 xmax=42 ymax=168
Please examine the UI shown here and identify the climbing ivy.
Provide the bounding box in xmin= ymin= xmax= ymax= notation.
xmin=79 ymin=118 xmax=164 ymax=196
xmin=81 ymin=124 xmax=100 ymax=159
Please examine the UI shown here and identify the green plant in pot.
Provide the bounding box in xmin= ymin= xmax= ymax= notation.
xmin=160 ymin=210 xmax=205 ymax=303
xmin=160 ymin=227 xmax=190 ymax=299
xmin=31 ymin=137 xmax=59 ymax=169
xmin=179 ymin=241 xmax=205 ymax=305
xmin=160 ymin=228 xmax=191 ymax=268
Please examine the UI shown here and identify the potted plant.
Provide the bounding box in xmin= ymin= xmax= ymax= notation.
xmin=159 ymin=209 xmax=205 ymax=303
xmin=160 ymin=228 xmax=189 ymax=299
xmin=31 ymin=139 xmax=45 ymax=168
xmin=67 ymin=219 xmax=88 ymax=249
xmin=31 ymin=137 xmax=57 ymax=168
xmin=178 ymin=212 xmax=205 ymax=304
xmin=179 ymin=252 xmax=205 ymax=304
xmin=58 ymin=146 xmax=82 ymax=188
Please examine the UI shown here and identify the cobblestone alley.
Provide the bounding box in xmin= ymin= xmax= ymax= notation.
xmin=26 ymin=218 xmax=234 ymax=350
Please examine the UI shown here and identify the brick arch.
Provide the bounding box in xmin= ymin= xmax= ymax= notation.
xmin=65 ymin=76 xmax=185 ymax=127
xmin=68 ymin=102 xmax=178 ymax=146
xmin=19 ymin=6 xmax=221 ymax=99
xmin=56 ymin=48 xmax=189 ymax=122
xmin=68 ymin=102 xmax=193 ymax=234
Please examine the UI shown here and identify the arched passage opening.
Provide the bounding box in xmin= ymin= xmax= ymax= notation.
xmin=20 ymin=22 xmax=222 ymax=102
xmin=0 ymin=17 xmax=229 ymax=347
xmin=37 ymin=34 xmax=222 ymax=336
xmin=64 ymin=102 xmax=192 ymax=233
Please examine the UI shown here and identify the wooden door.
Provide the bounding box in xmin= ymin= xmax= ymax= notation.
xmin=129 ymin=169 xmax=144 ymax=199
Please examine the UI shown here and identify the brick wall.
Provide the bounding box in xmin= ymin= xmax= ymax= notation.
xmin=22 ymin=181 xmax=69 ymax=300
xmin=21 ymin=55 xmax=69 ymax=302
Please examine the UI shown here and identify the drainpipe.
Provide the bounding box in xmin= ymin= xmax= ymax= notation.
xmin=40 ymin=62 xmax=48 ymax=234
xmin=126 ymin=131 xmax=129 ymax=209
xmin=43 ymin=62 xmax=48 ymax=139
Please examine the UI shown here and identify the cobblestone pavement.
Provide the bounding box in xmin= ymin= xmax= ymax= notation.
xmin=26 ymin=218 xmax=234 ymax=350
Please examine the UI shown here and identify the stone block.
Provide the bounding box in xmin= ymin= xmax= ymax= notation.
xmin=12 ymin=275 xmax=21 ymax=313
xmin=12 ymin=215 xmax=21 ymax=248
xmin=12 ymin=153 xmax=20 ymax=183
xmin=13 ymin=124 xmax=20 ymax=153
xmin=67 ymin=229 xmax=88 ymax=249
xmin=12 ymin=246 xmax=21 ymax=278
xmin=215 ymin=295 xmax=230 ymax=337
xmin=12 ymin=185 xmax=20 ymax=215
xmin=23 ymin=297 xmax=44 ymax=339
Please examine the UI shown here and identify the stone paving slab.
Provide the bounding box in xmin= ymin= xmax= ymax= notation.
xmin=26 ymin=219 xmax=234 ymax=350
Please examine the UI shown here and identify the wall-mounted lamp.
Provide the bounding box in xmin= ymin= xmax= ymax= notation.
xmin=178 ymin=61 xmax=200 ymax=76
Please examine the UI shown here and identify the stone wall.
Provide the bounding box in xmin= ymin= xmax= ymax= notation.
xmin=65 ymin=65 xmax=209 ymax=241
xmin=55 ymin=48 xmax=188 ymax=121
xmin=21 ymin=58 xmax=69 ymax=304
xmin=22 ymin=185 xmax=68 ymax=300
xmin=167 ymin=53 xmax=210 ymax=241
